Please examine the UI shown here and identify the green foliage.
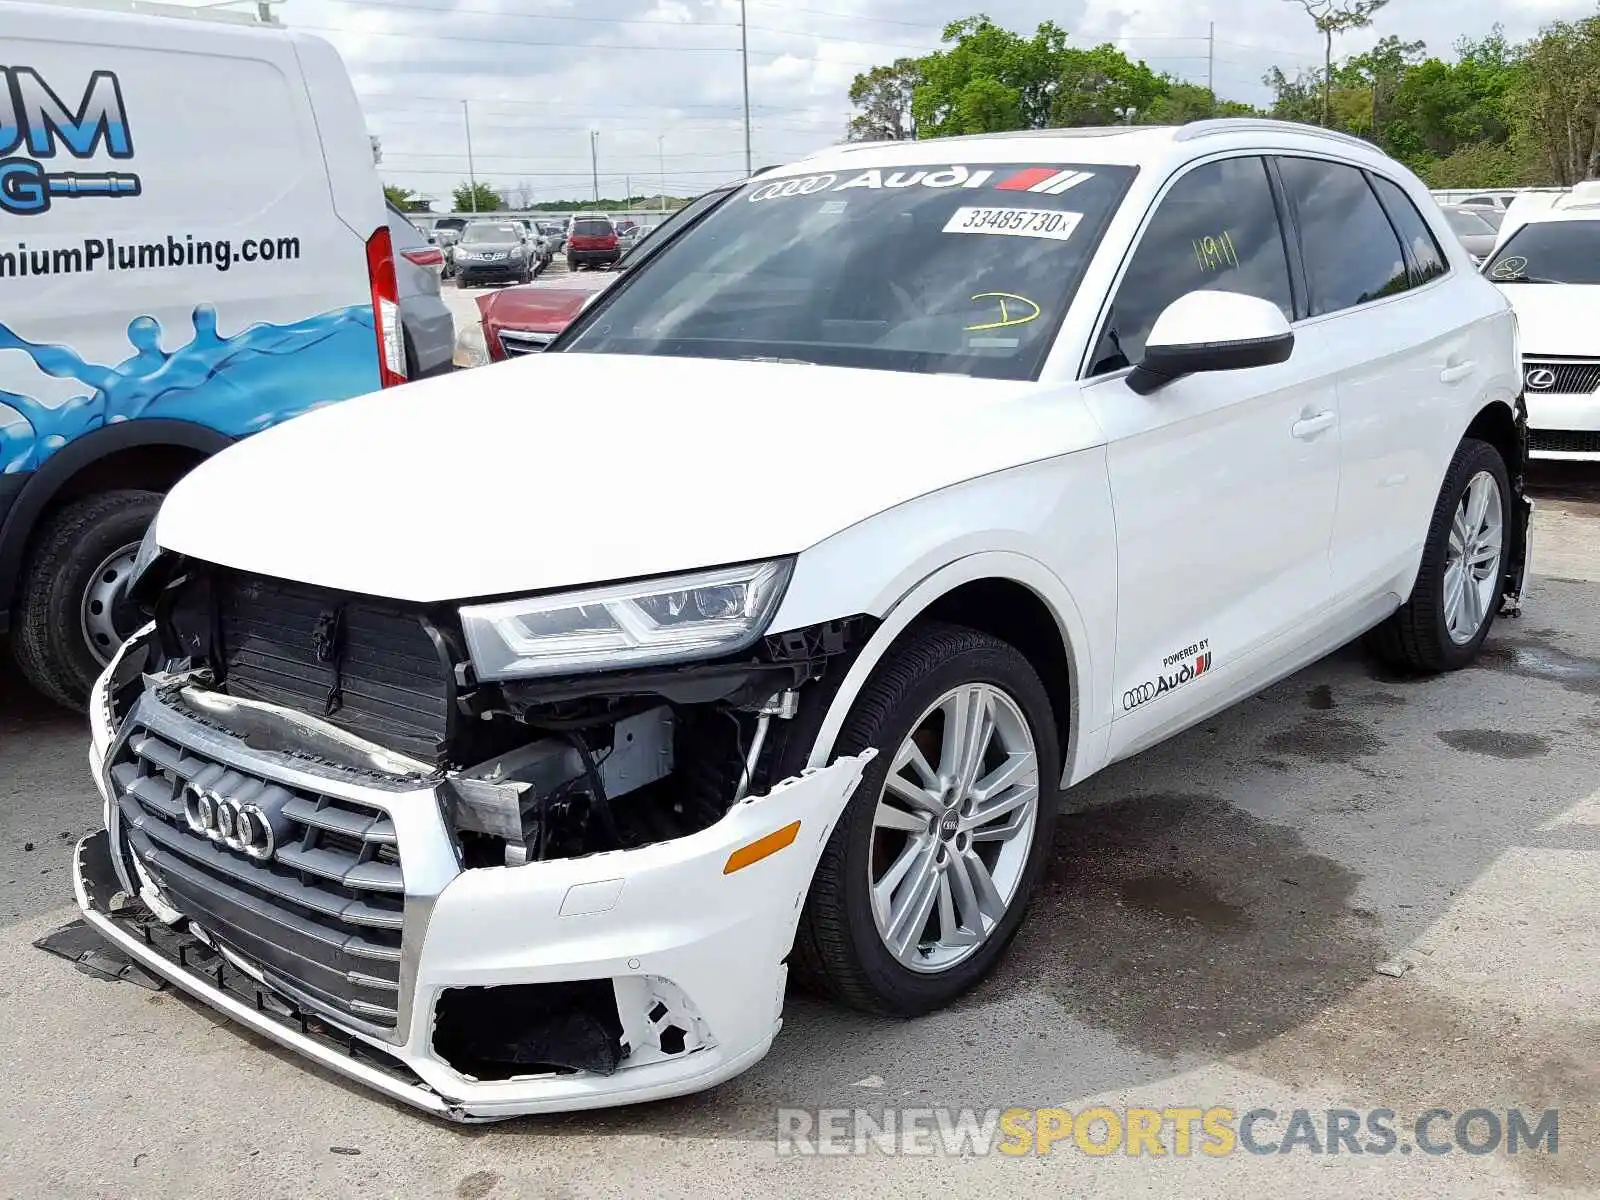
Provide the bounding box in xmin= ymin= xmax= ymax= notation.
xmin=382 ymin=185 xmax=429 ymax=212
xmin=848 ymin=14 xmax=1259 ymax=140
xmin=849 ymin=10 xmax=1600 ymax=189
xmin=848 ymin=58 xmax=922 ymax=141
xmin=451 ymin=181 xmax=503 ymax=212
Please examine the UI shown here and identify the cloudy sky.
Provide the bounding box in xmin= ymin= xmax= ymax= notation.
xmin=238 ymin=0 xmax=1597 ymax=207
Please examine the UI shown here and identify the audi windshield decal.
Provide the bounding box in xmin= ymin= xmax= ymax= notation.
xmin=746 ymin=165 xmax=1096 ymax=201
xmin=1123 ymin=638 xmax=1213 ymax=713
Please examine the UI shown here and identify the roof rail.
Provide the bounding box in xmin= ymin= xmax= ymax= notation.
xmin=47 ymin=0 xmax=278 ymax=25
xmin=1174 ymin=118 xmax=1375 ymax=151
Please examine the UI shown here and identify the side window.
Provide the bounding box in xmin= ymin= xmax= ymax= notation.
xmin=1275 ymin=157 xmax=1409 ymax=315
xmin=1091 ymin=156 xmax=1293 ymax=375
xmin=1369 ymin=174 xmax=1449 ymax=286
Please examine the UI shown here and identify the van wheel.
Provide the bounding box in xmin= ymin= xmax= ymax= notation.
xmin=1368 ymin=437 xmax=1510 ymax=673
xmin=792 ymin=623 xmax=1060 ymax=1016
xmin=11 ymin=490 xmax=162 ymax=711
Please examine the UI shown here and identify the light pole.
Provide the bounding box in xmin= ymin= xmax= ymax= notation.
xmin=739 ymin=0 xmax=752 ymax=176
xmin=589 ymin=130 xmax=599 ymax=205
xmin=658 ymin=135 xmax=666 ymax=212
xmin=462 ymin=100 xmax=478 ymax=213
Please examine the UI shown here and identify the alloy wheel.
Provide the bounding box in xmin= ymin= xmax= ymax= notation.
xmin=868 ymin=682 xmax=1041 ymax=973
xmin=1443 ymin=469 xmax=1503 ymax=645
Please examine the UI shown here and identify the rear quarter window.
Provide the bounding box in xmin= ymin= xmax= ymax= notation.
xmin=1275 ymin=157 xmax=1410 ymax=316
xmin=1369 ymin=175 xmax=1449 ymax=285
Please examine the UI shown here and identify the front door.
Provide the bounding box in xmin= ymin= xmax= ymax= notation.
xmin=1076 ymin=155 xmax=1342 ymax=758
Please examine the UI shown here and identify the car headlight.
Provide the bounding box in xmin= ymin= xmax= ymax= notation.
xmin=459 ymin=559 xmax=793 ymax=680
xmin=454 ymin=320 xmax=489 ymax=368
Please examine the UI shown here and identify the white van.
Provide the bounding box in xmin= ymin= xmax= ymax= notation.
xmin=0 ymin=0 xmax=404 ymax=708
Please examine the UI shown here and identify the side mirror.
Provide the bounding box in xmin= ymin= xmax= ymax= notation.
xmin=1126 ymin=290 xmax=1294 ymax=395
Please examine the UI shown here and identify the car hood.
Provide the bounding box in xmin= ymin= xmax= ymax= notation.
xmin=1495 ymin=281 xmax=1600 ymax=354
xmin=156 ymin=354 xmax=1103 ymax=603
xmin=477 ymin=285 xmax=597 ymax=332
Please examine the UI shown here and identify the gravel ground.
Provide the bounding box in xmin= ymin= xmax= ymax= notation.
xmin=0 ymin=468 xmax=1595 ymax=1200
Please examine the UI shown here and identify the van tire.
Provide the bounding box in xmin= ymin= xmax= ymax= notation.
xmin=11 ymin=490 xmax=162 ymax=711
xmin=1367 ymin=437 xmax=1510 ymax=673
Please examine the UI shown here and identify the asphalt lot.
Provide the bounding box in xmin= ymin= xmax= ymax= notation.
xmin=0 ymin=468 xmax=1596 ymax=1198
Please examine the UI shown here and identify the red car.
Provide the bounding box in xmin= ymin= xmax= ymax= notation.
xmin=565 ymin=214 xmax=620 ymax=269
xmin=455 ymin=284 xmax=596 ymax=365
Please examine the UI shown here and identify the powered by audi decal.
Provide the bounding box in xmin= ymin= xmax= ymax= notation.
xmin=746 ymin=165 xmax=1096 ymax=202
xmin=1123 ymin=638 xmax=1213 ymax=713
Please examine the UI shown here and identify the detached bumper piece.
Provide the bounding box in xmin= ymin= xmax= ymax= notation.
xmin=74 ymin=830 xmax=433 ymax=1101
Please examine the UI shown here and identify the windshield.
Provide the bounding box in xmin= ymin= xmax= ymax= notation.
xmin=1486 ymin=219 xmax=1600 ymax=284
xmin=563 ymin=161 xmax=1136 ymax=380
xmin=1444 ymin=208 xmax=1495 ymax=236
xmin=572 ymin=219 xmax=614 ymax=236
xmin=463 ymin=222 xmax=521 ymax=244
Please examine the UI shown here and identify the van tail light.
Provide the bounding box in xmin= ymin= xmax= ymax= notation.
xmin=366 ymin=226 xmax=407 ymax=387
xmin=401 ymin=246 xmax=444 ymax=270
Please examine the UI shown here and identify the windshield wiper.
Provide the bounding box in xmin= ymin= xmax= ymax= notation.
xmin=1493 ymin=274 xmax=1562 ymax=284
xmin=737 ymin=355 xmax=818 ymax=366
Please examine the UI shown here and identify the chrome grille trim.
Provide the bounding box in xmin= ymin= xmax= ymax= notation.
xmin=107 ymin=691 xmax=461 ymax=1045
xmin=499 ymin=329 xmax=555 ymax=356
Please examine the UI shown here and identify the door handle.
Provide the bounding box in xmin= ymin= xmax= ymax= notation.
xmin=1440 ymin=360 xmax=1476 ymax=384
xmin=1291 ymin=411 xmax=1337 ymax=439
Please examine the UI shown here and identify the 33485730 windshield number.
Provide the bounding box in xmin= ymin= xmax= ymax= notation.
xmin=960 ymin=207 xmax=1074 ymax=234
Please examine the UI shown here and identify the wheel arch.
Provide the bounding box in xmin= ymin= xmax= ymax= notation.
xmin=1464 ymin=398 xmax=1524 ymax=479
xmin=0 ymin=419 xmax=230 ymax=627
xmin=803 ymin=553 xmax=1091 ymax=789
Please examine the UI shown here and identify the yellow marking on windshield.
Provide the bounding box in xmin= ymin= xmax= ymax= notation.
xmin=965 ymin=292 xmax=1041 ymax=331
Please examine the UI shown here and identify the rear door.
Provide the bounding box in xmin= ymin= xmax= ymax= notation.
xmin=1079 ymin=155 xmax=1342 ymax=758
xmin=1274 ymin=157 xmax=1466 ymax=596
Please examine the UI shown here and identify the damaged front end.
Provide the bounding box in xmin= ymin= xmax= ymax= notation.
xmin=75 ymin=560 xmax=874 ymax=1119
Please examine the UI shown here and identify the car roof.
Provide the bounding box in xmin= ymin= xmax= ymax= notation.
xmin=757 ymin=119 xmax=1394 ymax=177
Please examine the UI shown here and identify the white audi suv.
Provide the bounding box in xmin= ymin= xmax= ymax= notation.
xmin=78 ymin=119 xmax=1529 ymax=1120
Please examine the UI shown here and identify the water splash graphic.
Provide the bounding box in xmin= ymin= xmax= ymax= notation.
xmin=0 ymin=304 xmax=380 ymax=473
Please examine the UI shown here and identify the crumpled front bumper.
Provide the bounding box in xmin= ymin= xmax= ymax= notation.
xmin=76 ymin=685 xmax=871 ymax=1121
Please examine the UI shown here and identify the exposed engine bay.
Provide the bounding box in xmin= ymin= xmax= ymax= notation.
xmin=120 ymin=565 xmax=874 ymax=868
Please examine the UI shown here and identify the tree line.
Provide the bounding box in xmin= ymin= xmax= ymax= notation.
xmin=846 ymin=7 xmax=1600 ymax=188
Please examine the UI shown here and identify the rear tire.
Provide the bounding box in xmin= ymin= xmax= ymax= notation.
xmin=11 ymin=490 xmax=162 ymax=711
xmin=1367 ymin=437 xmax=1509 ymax=673
xmin=792 ymin=623 xmax=1061 ymax=1016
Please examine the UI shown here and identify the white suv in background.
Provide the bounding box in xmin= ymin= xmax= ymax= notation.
xmin=78 ymin=120 xmax=1529 ymax=1120
xmin=1484 ymin=197 xmax=1600 ymax=459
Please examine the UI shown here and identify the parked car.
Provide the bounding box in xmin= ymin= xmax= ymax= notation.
xmin=386 ymin=202 xmax=456 ymax=377
xmin=453 ymin=220 xmax=535 ymax=287
xmin=1440 ymin=205 xmax=1499 ymax=262
xmin=0 ymin=0 xmax=403 ymax=710
xmin=453 ymin=285 xmax=597 ymax=365
xmin=1483 ymin=203 xmax=1600 ymax=460
xmin=78 ymin=120 xmax=1530 ymax=1123
xmin=536 ymin=219 xmax=566 ymax=254
xmin=453 ymin=187 xmax=738 ymax=366
xmin=566 ymin=212 xmax=621 ymax=269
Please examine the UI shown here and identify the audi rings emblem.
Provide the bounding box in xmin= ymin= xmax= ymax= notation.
xmin=183 ymin=782 xmax=278 ymax=861
xmin=1122 ymin=682 xmax=1158 ymax=711
xmin=1525 ymin=367 xmax=1556 ymax=391
xmin=747 ymin=173 xmax=836 ymax=202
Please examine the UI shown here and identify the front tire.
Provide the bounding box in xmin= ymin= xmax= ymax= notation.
xmin=793 ymin=623 xmax=1061 ymax=1016
xmin=11 ymin=490 xmax=162 ymax=710
xmin=1368 ymin=437 xmax=1510 ymax=672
